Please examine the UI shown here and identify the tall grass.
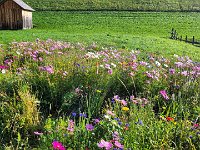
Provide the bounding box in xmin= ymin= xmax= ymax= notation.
xmin=0 ymin=39 xmax=199 ymax=149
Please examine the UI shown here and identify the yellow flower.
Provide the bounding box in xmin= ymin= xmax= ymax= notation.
xmin=122 ymin=107 xmax=129 ymax=111
xmin=96 ymin=90 xmax=102 ymax=93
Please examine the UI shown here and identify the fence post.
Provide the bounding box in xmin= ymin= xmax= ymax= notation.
xmin=192 ymin=36 xmax=195 ymax=45
xmin=176 ymin=33 xmax=178 ymax=40
xmin=171 ymin=28 xmax=174 ymax=39
xmin=186 ymin=35 xmax=188 ymax=42
xmin=180 ymin=35 xmax=182 ymax=41
xmin=174 ymin=30 xmax=177 ymax=39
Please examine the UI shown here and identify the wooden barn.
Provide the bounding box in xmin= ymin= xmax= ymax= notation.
xmin=0 ymin=0 xmax=35 ymax=30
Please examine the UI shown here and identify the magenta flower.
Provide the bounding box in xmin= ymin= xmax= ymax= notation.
xmin=86 ymin=124 xmax=94 ymax=131
xmin=160 ymin=90 xmax=169 ymax=100
xmin=108 ymin=69 xmax=113 ymax=75
xmin=52 ymin=141 xmax=66 ymax=150
xmin=114 ymin=141 xmax=124 ymax=149
xmin=0 ymin=65 xmax=9 ymax=69
xmin=97 ymin=139 xmax=113 ymax=150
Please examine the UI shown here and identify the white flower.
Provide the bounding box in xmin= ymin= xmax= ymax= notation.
xmin=155 ymin=61 xmax=161 ymax=67
xmin=111 ymin=63 xmax=117 ymax=68
xmin=174 ymin=54 xmax=179 ymax=58
xmin=164 ymin=64 xmax=168 ymax=68
xmin=104 ymin=115 xmax=111 ymax=121
xmin=2 ymin=69 xmax=6 ymax=74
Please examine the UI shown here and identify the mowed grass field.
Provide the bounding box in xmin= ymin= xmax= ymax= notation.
xmin=24 ymin=0 xmax=200 ymax=11
xmin=0 ymin=11 xmax=200 ymax=60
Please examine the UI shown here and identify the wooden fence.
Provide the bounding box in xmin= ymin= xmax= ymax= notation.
xmin=170 ymin=28 xmax=200 ymax=47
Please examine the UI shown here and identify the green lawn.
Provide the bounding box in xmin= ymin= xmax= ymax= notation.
xmin=0 ymin=11 xmax=200 ymax=60
xmin=22 ymin=0 xmax=200 ymax=11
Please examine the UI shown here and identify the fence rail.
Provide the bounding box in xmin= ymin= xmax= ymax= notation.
xmin=170 ymin=28 xmax=200 ymax=46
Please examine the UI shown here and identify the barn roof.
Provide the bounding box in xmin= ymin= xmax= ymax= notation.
xmin=0 ymin=0 xmax=35 ymax=11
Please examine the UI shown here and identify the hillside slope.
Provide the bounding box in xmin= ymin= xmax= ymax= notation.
xmin=21 ymin=0 xmax=200 ymax=11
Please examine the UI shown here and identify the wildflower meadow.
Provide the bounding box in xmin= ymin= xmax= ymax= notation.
xmin=0 ymin=39 xmax=199 ymax=149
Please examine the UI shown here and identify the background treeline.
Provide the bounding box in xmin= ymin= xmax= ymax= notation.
xmin=19 ymin=0 xmax=200 ymax=11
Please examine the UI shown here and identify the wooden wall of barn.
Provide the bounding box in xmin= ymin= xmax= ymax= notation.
xmin=22 ymin=10 xmax=33 ymax=29
xmin=0 ymin=0 xmax=23 ymax=29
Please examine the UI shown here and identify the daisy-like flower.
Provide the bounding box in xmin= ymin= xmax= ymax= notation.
xmin=97 ymin=139 xmax=113 ymax=150
xmin=122 ymin=107 xmax=129 ymax=111
xmin=114 ymin=141 xmax=124 ymax=149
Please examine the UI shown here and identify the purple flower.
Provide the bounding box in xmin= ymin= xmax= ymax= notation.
xmin=71 ymin=112 xmax=76 ymax=117
xmin=86 ymin=124 xmax=94 ymax=131
xmin=97 ymin=139 xmax=113 ymax=150
xmin=94 ymin=119 xmax=100 ymax=124
xmin=136 ymin=119 xmax=144 ymax=126
xmin=169 ymin=68 xmax=175 ymax=74
xmin=118 ymin=122 xmax=122 ymax=125
xmin=160 ymin=90 xmax=169 ymax=100
xmin=108 ymin=69 xmax=113 ymax=75
xmin=52 ymin=140 xmax=66 ymax=150
xmin=112 ymin=131 xmax=120 ymax=141
xmin=79 ymin=113 xmax=87 ymax=118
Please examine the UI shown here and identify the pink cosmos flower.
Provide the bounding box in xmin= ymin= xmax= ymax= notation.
xmin=97 ymin=139 xmax=113 ymax=150
xmin=114 ymin=141 xmax=124 ymax=149
xmin=105 ymin=64 xmax=111 ymax=69
xmin=45 ymin=66 xmax=54 ymax=74
xmin=120 ymin=100 xmax=127 ymax=106
xmin=86 ymin=124 xmax=94 ymax=131
xmin=33 ymin=131 xmax=43 ymax=135
xmin=52 ymin=141 xmax=66 ymax=150
xmin=181 ymin=71 xmax=188 ymax=76
xmin=160 ymin=90 xmax=169 ymax=100
xmin=106 ymin=110 xmax=115 ymax=116
xmin=67 ymin=120 xmax=75 ymax=133
xmin=113 ymin=95 xmax=120 ymax=101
